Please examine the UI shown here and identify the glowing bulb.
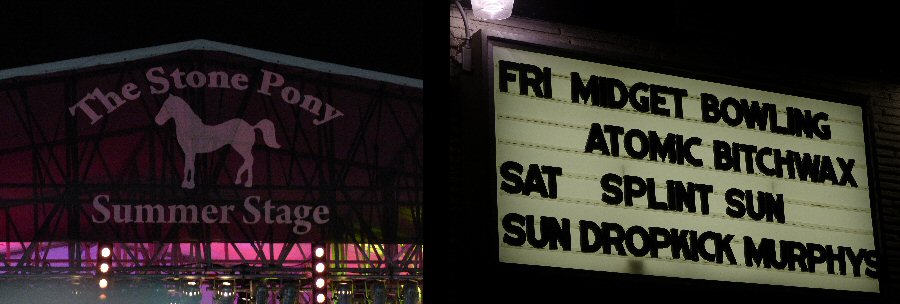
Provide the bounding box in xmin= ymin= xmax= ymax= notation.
xmin=101 ymin=247 xmax=111 ymax=258
xmin=316 ymin=293 xmax=326 ymax=303
xmin=100 ymin=263 xmax=109 ymax=273
xmin=483 ymin=2 xmax=502 ymax=12
xmin=315 ymin=262 xmax=325 ymax=273
xmin=99 ymin=279 xmax=108 ymax=289
xmin=471 ymin=0 xmax=514 ymax=20
xmin=99 ymin=293 xmax=107 ymax=300
xmin=187 ymin=281 xmax=196 ymax=286
xmin=315 ymin=278 xmax=325 ymax=289
xmin=222 ymin=281 xmax=231 ymax=286
xmin=314 ymin=247 xmax=324 ymax=258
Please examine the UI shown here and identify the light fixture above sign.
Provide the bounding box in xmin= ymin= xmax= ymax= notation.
xmin=471 ymin=0 xmax=514 ymax=20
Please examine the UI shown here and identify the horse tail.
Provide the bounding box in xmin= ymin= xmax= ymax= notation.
xmin=253 ymin=119 xmax=281 ymax=148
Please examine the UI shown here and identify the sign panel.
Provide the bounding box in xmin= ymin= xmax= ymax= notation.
xmin=492 ymin=44 xmax=878 ymax=292
xmin=0 ymin=42 xmax=422 ymax=243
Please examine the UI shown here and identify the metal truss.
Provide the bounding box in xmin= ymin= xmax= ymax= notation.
xmin=0 ymin=242 xmax=423 ymax=303
xmin=0 ymin=242 xmax=421 ymax=279
xmin=0 ymin=49 xmax=423 ymax=301
xmin=0 ymin=51 xmax=422 ymax=238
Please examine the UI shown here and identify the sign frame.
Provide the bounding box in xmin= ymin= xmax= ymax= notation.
xmin=0 ymin=41 xmax=423 ymax=245
xmin=468 ymin=29 xmax=886 ymax=298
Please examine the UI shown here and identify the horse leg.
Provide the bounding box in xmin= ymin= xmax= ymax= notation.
xmin=183 ymin=152 xmax=195 ymax=189
xmin=235 ymin=163 xmax=243 ymax=185
xmin=234 ymin=145 xmax=254 ymax=188
xmin=244 ymin=156 xmax=253 ymax=188
xmin=235 ymin=161 xmax=253 ymax=187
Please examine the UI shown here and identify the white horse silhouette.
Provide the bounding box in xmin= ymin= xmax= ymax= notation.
xmin=155 ymin=94 xmax=281 ymax=189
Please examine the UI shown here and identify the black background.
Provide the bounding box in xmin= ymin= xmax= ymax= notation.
xmin=2 ymin=1 xmax=899 ymax=303
xmin=442 ymin=2 xmax=898 ymax=303
xmin=498 ymin=1 xmax=900 ymax=80
xmin=0 ymin=2 xmax=422 ymax=79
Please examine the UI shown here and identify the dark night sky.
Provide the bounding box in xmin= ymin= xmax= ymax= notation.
xmin=2 ymin=2 xmax=894 ymax=82
xmin=0 ymin=2 xmax=423 ymax=79
xmin=460 ymin=1 xmax=900 ymax=81
xmin=0 ymin=4 xmax=898 ymax=304
xmin=1 ymin=4 xmax=897 ymax=302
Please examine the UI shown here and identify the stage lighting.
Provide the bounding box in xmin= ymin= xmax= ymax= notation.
xmin=255 ymin=284 xmax=268 ymax=304
xmin=333 ymin=282 xmax=352 ymax=304
xmin=312 ymin=243 xmax=327 ymax=303
xmin=280 ymin=283 xmax=298 ymax=304
xmin=315 ymin=262 xmax=325 ymax=273
xmin=400 ymin=281 xmax=420 ymax=304
xmin=97 ymin=243 xmax=113 ymax=289
xmin=215 ymin=285 xmax=235 ymax=304
xmin=315 ymin=247 xmax=325 ymax=258
xmin=366 ymin=280 xmax=387 ymax=304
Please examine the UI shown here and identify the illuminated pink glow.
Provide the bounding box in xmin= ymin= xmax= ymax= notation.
xmin=0 ymin=242 xmax=422 ymax=273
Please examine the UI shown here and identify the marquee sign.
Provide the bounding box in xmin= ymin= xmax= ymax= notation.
xmin=0 ymin=40 xmax=422 ymax=243
xmin=489 ymin=40 xmax=879 ymax=292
